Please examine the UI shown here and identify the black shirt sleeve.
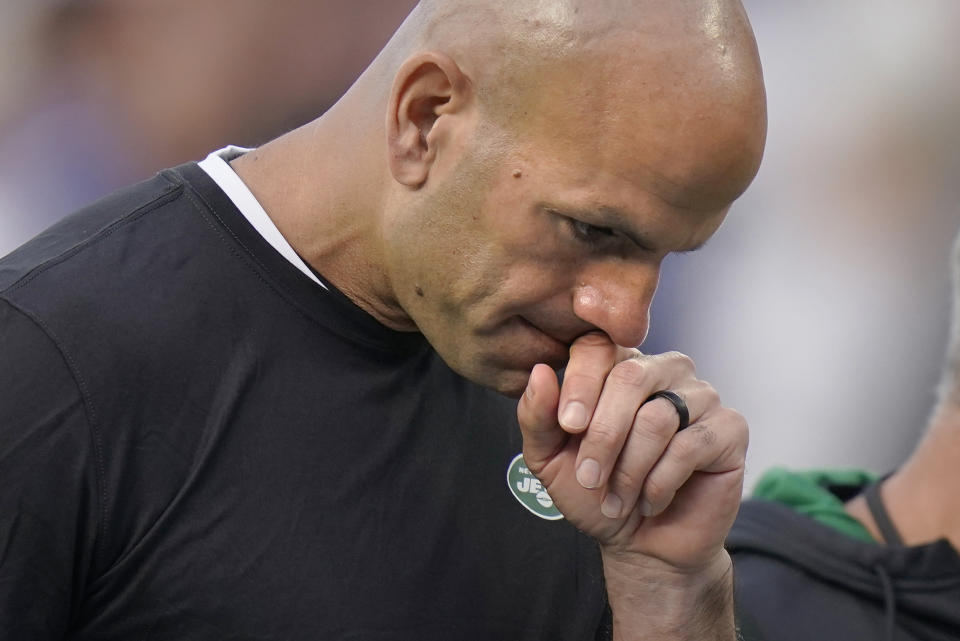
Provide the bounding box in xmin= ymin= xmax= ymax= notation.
xmin=0 ymin=298 xmax=100 ymax=638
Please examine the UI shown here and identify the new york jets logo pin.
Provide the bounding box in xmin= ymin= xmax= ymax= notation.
xmin=506 ymin=453 xmax=563 ymax=520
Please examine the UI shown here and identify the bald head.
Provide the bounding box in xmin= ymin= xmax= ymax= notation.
xmin=369 ymin=0 xmax=766 ymax=204
xmin=390 ymin=0 xmax=764 ymax=125
xmin=234 ymin=0 xmax=768 ymax=393
xmin=403 ymin=0 xmax=761 ymax=70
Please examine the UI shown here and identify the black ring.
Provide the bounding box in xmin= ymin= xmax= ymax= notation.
xmin=643 ymin=390 xmax=690 ymax=431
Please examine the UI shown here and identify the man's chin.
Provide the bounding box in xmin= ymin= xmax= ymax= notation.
xmin=490 ymin=374 xmax=531 ymax=399
xmin=444 ymin=357 xmax=532 ymax=398
xmin=471 ymin=358 xmax=567 ymax=398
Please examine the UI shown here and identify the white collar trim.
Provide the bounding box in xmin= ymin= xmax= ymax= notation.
xmin=197 ymin=146 xmax=327 ymax=289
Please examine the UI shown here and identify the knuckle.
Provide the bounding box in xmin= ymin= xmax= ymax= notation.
xmin=642 ymin=475 xmax=671 ymax=507
xmin=665 ymin=350 xmax=696 ymax=374
xmin=694 ymin=424 xmax=719 ymax=447
xmin=522 ymin=456 xmax=548 ymax=477
xmin=608 ymin=358 xmax=647 ymax=389
xmin=721 ymin=409 xmax=750 ymax=456
xmin=718 ymin=437 xmax=746 ymax=470
xmin=609 ymin=466 xmax=645 ymax=495
xmin=725 ymin=406 xmax=749 ymax=429
xmin=671 ymin=428 xmax=708 ymax=461
xmin=586 ymin=416 xmax=624 ymax=447
xmin=696 ymin=379 xmax=720 ymax=402
xmin=631 ymin=413 xmax=675 ymax=444
xmin=517 ymin=392 xmax=553 ymax=429
xmin=717 ymin=407 xmax=749 ymax=439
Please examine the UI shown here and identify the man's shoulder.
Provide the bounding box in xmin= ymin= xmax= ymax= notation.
xmin=729 ymin=469 xmax=960 ymax=641
xmin=0 ymin=163 xmax=243 ymax=396
xmin=0 ymin=170 xmax=187 ymax=296
xmin=727 ymin=468 xmax=882 ymax=586
xmin=0 ymin=162 xmax=241 ymax=341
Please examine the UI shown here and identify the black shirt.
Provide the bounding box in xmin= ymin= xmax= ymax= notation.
xmin=0 ymin=163 xmax=607 ymax=640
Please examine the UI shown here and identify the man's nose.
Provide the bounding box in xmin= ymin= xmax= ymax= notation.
xmin=572 ymin=265 xmax=659 ymax=348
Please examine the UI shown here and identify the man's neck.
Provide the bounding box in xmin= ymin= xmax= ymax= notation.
xmin=846 ymin=402 xmax=960 ymax=550
xmin=228 ymin=119 xmax=416 ymax=332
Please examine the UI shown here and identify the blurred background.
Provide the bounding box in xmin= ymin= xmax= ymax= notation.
xmin=1 ymin=1 xmax=958 ymax=490
xmin=0 ymin=0 xmax=419 ymax=254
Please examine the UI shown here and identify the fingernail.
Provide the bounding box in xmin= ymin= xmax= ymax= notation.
xmin=525 ymin=379 xmax=534 ymax=400
xmin=560 ymin=401 xmax=587 ymax=430
xmin=576 ymin=458 xmax=601 ymax=489
xmin=640 ymin=500 xmax=654 ymax=516
xmin=601 ymin=493 xmax=622 ymax=519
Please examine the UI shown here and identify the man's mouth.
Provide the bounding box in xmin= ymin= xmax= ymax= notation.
xmin=516 ymin=316 xmax=574 ymax=367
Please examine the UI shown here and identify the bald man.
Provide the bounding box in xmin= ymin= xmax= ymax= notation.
xmin=0 ymin=1 xmax=766 ymax=639
xmin=729 ymin=231 xmax=960 ymax=641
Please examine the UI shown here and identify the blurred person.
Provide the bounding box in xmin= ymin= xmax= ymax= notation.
xmin=729 ymin=228 xmax=960 ymax=641
xmin=0 ymin=1 xmax=768 ymax=639
xmin=0 ymin=0 xmax=417 ymax=256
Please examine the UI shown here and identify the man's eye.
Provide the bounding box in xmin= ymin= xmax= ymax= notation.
xmin=569 ymin=219 xmax=617 ymax=245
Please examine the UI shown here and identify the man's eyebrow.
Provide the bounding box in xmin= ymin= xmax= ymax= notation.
xmin=547 ymin=204 xmax=713 ymax=254
xmin=544 ymin=204 xmax=654 ymax=251
xmin=596 ymin=206 xmax=662 ymax=251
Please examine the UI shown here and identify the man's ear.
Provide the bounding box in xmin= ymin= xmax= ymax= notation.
xmin=386 ymin=52 xmax=471 ymax=188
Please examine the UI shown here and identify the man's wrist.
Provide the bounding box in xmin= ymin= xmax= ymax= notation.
xmin=601 ymin=550 xmax=735 ymax=641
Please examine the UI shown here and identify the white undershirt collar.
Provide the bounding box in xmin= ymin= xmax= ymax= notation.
xmin=197 ymin=146 xmax=327 ymax=289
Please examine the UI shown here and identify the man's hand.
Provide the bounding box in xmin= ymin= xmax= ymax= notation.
xmin=516 ymin=332 xmax=748 ymax=640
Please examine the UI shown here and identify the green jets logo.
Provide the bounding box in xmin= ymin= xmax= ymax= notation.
xmin=506 ymin=453 xmax=563 ymax=521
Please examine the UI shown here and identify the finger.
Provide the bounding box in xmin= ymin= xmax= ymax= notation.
xmin=557 ymin=332 xmax=620 ymax=433
xmin=600 ymin=382 xmax=713 ymax=519
xmin=516 ymin=363 xmax=564 ymax=472
xmin=639 ymin=407 xmax=748 ymax=516
xmin=574 ymin=352 xmax=694 ymax=493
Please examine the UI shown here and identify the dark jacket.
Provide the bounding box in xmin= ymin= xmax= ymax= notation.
xmin=729 ymin=492 xmax=960 ymax=641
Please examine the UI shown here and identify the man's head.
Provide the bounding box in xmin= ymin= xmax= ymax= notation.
xmin=311 ymin=0 xmax=766 ymax=395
